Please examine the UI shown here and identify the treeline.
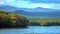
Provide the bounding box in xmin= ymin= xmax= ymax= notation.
xmin=28 ymin=17 xmax=60 ymax=26
xmin=0 ymin=10 xmax=60 ymax=28
xmin=0 ymin=11 xmax=29 ymax=28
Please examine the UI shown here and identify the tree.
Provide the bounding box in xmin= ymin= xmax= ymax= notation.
xmin=0 ymin=11 xmax=29 ymax=28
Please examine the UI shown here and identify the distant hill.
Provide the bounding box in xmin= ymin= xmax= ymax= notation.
xmin=0 ymin=5 xmax=57 ymax=12
xmin=0 ymin=5 xmax=60 ymax=17
xmin=0 ymin=5 xmax=20 ymax=12
xmin=14 ymin=10 xmax=60 ymax=17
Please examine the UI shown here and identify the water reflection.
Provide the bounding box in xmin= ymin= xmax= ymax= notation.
xmin=0 ymin=26 xmax=60 ymax=34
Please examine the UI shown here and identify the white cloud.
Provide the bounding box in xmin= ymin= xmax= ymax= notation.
xmin=3 ymin=0 xmax=52 ymax=8
xmin=50 ymin=3 xmax=60 ymax=9
xmin=2 ymin=0 xmax=60 ymax=9
xmin=0 ymin=1 xmax=4 ymax=4
xmin=0 ymin=0 xmax=5 ymax=5
xmin=5 ymin=0 xmax=15 ymax=3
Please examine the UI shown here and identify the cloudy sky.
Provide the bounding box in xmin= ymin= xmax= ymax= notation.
xmin=0 ymin=0 xmax=60 ymax=9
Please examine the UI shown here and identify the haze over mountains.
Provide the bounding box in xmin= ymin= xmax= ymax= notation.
xmin=0 ymin=5 xmax=60 ymax=17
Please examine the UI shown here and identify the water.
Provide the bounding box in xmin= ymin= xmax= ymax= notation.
xmin=0 ymin=26 xmax=60 ymax=34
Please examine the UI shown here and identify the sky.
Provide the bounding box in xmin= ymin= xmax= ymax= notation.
xmin=0 ymin=0 xmax=60 ymax=9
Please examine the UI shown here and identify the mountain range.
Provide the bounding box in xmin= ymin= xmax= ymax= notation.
xmin=0 ymin=5 xmax=60 ymax=17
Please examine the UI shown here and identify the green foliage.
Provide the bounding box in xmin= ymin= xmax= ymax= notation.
xmin=0 ymin=10 xmax=60 ymax=28
xmin=0 ymin=11 xmax=28 ymax=28
xmin=28 ymin=17 xmax=60 ymax=26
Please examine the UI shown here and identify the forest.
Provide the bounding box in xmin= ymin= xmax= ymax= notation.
xmin=0 ymin=10 xmax=29 ymax=28
xmin=0 ymin=10 xmax=60 ymax=28
xmin=28 ymin=17 xmax=60 ymax=26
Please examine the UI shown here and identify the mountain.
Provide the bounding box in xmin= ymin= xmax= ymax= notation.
xmin=0 ymin=5 xmax=55 ymax=12
xmin=0 ymin=5 xmax=60 ymax=17
xmin=20 ymin=7 xmax=56 ymax=12
xmin=0 ymin=5 xmax=20 ymax=12
xmin=14 ymin=7 xmax=60 ymax=17
xmin=14 ymin=10 xmax=60 ymax=17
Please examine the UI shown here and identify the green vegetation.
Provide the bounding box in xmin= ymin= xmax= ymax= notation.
xmin=28 ymin=17 xmax=60 ymax=26
xmin=0 ymin=10 xmax=28 ymax=28
xmin=0 ymin=10 xmax=60 ymax=28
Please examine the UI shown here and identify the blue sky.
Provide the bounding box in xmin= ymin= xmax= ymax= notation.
xmin=0 ymin=0 xmax=60 ymax=9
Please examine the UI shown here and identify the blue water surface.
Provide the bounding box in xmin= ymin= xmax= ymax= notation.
xmin=0 ymin=26 xmax=60 ymax=34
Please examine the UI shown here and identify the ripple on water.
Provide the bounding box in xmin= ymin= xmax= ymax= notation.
xmin=0 ymin=26 xmax=60 ymax=34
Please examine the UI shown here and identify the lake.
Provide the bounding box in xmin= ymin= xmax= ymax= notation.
xmin=0 ymin=26 xmax=60 ymax=34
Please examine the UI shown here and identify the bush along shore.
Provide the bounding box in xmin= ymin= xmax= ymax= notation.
xmin=0 ymin=11 xmax=29 ymax=28
xmin=0 ymin=10 xmax=60 ymax=28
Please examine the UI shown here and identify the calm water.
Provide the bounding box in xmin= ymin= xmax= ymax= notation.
xmin=0 ymin=26 xmax=60 ymax=34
